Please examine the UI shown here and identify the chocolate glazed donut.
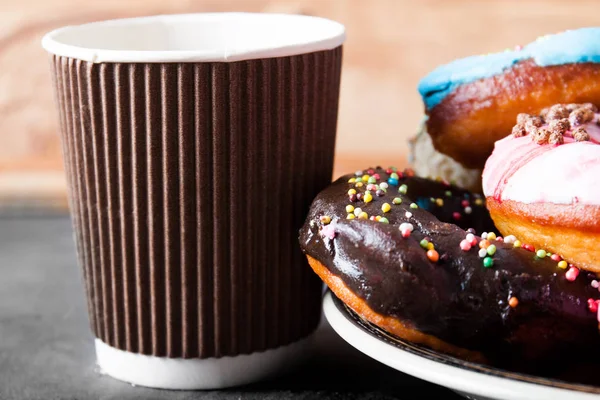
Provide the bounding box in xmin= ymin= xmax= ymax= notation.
xmin=299 ymin=167 xmax=600 ymax=370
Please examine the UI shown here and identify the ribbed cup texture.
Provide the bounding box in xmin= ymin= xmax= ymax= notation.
xmin=49 ymin=47 xmax=342 ymax=358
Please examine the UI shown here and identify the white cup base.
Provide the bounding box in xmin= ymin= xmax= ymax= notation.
xmin=95 ymin=335 xmax=314 ymax=390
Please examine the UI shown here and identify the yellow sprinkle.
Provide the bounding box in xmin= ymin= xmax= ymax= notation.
xmin=364 ymin=193 xmax=373 ymax=203
xmin=475 ymin=199 xmax=483 ymax=206
xmin=348 ymin=189 xmax=356 ymax=195
xmin=346 ymin=205 xmax=355 ymax=213
xmin=382 ymin=203 xmax=391 ymax=213
xmin=558 ymin=260 xmax=568 ymax=269
xmin=320 ymin=216 xmax=331 ymax=224
xmin=513 ymin=240 xmax=522 ymax=248
xmin=348 ymin=178 xmax=356 ymax=183
xmin=487 ymin=232 xmax=497 ymax=241
xmin=435 ymin=198 xmax=444 ymax=207
xmin=427 ymin=242 xmax=435 ymax=250
xmin=362 ymin=174 xmax=370 ymax=182
xmin=355 ymin=182 xmax=364 ymax=188
xmin=347 ymin=214 xmax=355 ymax=220
xmin=358 ymin=212 xmax=368 ymax=220
xmin=375 ymin=216 xmax=381 ymax=221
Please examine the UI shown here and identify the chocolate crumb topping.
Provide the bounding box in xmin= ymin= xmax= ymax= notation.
xmin=545 ymin=104 xmax=570 ymax=120
xmin=533 ymin=127 xmax=551 ymax=144
xmin=569 ymin=108 xmax=595 ymax=126
xmin=548 ymin=118 xmax=569 ymax=135
xmin=512 ymin=124 xmax=527 ymax=138
xmin=512 ymin=102 xmax=598 ymax=146
xmin=573 ymin=126 xmax=590 ymax=142
xmin=548 ymin=132 xmax=564 ymax=145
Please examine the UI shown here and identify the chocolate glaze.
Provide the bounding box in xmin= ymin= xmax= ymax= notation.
xmin=300 ymin=167 xmax=600 ymax=367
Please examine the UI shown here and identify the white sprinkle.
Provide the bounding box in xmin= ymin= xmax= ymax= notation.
xmin=481 ymin=232 xmax=488 ymax=239
xmin=503 ymin=235 xmax=517 ymax=244
xmin=399 ymin=223 xmax=414 ymax=233
xmin=464 ymin=206 xmax=472 ymax=214
xmin=405 ymin=212 xmax=413 ymax=218
xmin=466 ymin=233 xmax=475 ymax=242
xmin=380 ymin=182 xmax=389 ymax=189
xmin=354 ymin=207 xmax=362 ymax=216
xmin=478 ymin=248 xmax=487 ymax=258
xmin=355 ymin=170 xmax=363 ymax=176
xmin=592 ymin=280 xmax=600 ymax=289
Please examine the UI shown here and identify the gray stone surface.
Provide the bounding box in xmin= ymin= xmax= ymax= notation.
xmin=0 ymin=215 xmax=459 ymax=399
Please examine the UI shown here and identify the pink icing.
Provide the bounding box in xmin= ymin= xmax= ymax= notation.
xmin=482 ymin=123 xmax=600 ymax=205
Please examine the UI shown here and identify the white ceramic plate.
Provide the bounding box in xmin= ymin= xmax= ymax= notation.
xmin=322 ymin=291 xmax=600 ymax=400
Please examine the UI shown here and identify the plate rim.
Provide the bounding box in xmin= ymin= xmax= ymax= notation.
xmin=322 ymin=291 xmax=600 ymax=400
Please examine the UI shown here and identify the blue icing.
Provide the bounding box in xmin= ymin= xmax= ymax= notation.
xmin=419 ymin=27 xmax=600 ymax=109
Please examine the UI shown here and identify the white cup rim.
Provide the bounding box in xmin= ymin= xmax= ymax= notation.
xmin=41 ymin=12 xmax=346 ymax=63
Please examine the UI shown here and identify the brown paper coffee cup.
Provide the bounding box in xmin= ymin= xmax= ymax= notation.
xmin=43 ymin=13 xmax=344 ymax=389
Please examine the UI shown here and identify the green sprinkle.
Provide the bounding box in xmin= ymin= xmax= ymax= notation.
xmin=483 ymin=257 xmax=494 ymax=268
xmin=487 ymin=244 xmax=497 ymax=256
xmin=399 ymin=184 xmax=408 ymax=194
xmin=368 ymin=176 xmax=377 ymax=184
xmin=379 ymin=217 xmax=389 ymax=224
xmin=392 ymin=197 xmax=402 ymax=205
xmin=410 ymin=203 xmax=418 ymax=209
xmin=420 ymin=239 xmax=429 ymax=249
xmin=536 ymin=249 xmax=547 ymax=259
xmin=390 ymin=172 xmax=399 ymax=180
xmin=445 ymin=190 xmax=452 ymax=197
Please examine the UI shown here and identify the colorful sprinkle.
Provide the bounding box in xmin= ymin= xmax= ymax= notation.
xmin=503 ymin=235 xmax=516 ymax=244
xmin=565 ymin=266 xmax=580 ymax=281
xmin=361 ymin=174 xmax=369 ymax=182
xmin=320 ymin=224 xmax=336 ymax=239
xmin=347 ymin=214 xmax=355 ymax=220
xmin=558 ymin=260 xmax=568 ymax=269
xmin=487 ymin=232 xmax=497 ymax=241
xmin=390 ymin=172 xmax=400 ymax=180
xmin=348 ymin=178 xmax=356 ymax=183
xmin=479 ymin=240 xmax=491 ymax=249
xmin=445 ymin=190 xmax=452 ymax=197
xmin=509 ymin=297 xmax=519 ymax=308
xmin=388 ymin=178 xmax=399 ymax=186
xmin=405 ymin=212 xmax=413 ymax=218
xmin=364 ymin=193 xmax=373 ymax=203
xmin=435 ymin=198 xmax=444 ymax=207
xmin=592 ymin=280 xmax=599 ymax=289
xmin=536 ymin=249 xmax=547 ymax=259
xmin=481 ymin=232 xmax=488 ymax=239
xmin=588 ymin=298 xmax=599 ymax=313
xmin=466 ymin=233 xmax=478 ymax=246
xmin=410 ymin=203 xmax=418 ymax=209
xmin=393 ymin=197 xmax=402 ymax=205
xmin=550 ymin=254 xmax=561 ymax=262
xmin=483 ymin=257 xmax=494 ymax=268
xmin=355 ymin=170 xmax=363 ymax=176
xmin=367 ymin=183 xmax=377 ymax=191
xmin=487 ymin=244 xmax=497 ymax=256
xmin=513 ymin=240 xmax=522 ymax=248
xmin=353 ymin=207 xmax=362 ymax=216
xmin=399 ymin=223 xmax=414 ymax=232
xmin=376 ymin=190 xmax=385 ymax=197
xmin=399 ymin=184 xmax=408 ymax=194
xmin=474 ymin=199 xmax=484 ymax=206
xmin=382 ymin=203 xmax=391 ymax=213
xmin=461 ymin=200 xmax=469 ymax=207
xmin=452 ymin=212 xmax=461 ymax=220
xmin=464 ymin=206 xmax=472 ymax=214
xmin=355 ymin=182 xmax=364 ymax=188
xmin=368 ymin=176 xmax=377 ymax=184
xmin=427 ymin=242 xmax=435 ymax=251
xmin=420 ymin=239 xmax=429 ymax=249
xmin=460 ymin=240 xmax=472 ymax=251
xmin=522 ymin=243 xmax=535 ymax=252
xmin=348 ymin=189 xmax=357 ymax=195
xmin=358 ymin=212 xmax=369 ymax=220
xmin=346 ymin=205 xmax=355 ymax=213
xmin=427 ymin=249 xmax=440 ymax=263
xmin=380 ymin=182 xmax=389 ymax=189
xmin=478 ymin=248 xmax=487 ymax=258
xmin=320 ymin=216 xmax=331 ymax=225
xmin=379 ymin=217 xmax=389 ymax=224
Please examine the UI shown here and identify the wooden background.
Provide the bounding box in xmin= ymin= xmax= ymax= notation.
xmin=2 ymin=0 xmax=600 ymax=207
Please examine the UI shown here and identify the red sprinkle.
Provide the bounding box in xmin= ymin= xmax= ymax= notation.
xmin=461 ymin=200 xmax=469 ymax=207
xmin=588 ymin=299 xmax=600 ymax=313
xmin=401 ymin=229 xmax=411 ymax=238
xmin=522 ymin=243 xmax=535 ymax=252
xmin=459 ymin=240 xmax=471 ymax=251
xmin=452 ymin=212 xmax=461 ymax=220
xmin=550 ymin=254 xmax=561 ymax=262
xmin=372 ymin=173 xmax=380 ymax=180
xmin=405 ymin=169 xmax=415 ymax=177
xmin=496 ymin=237 xmax=504 ymax=242
xmin=385 ymin=168 xmax=393 ymax=174
xmin=367 ymin=169 xmax=375 ymax=175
